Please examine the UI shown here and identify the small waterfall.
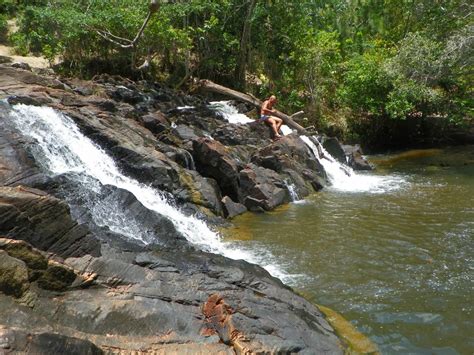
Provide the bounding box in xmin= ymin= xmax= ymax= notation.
xmin=300 ymin=135 xmax=405 ymax=193
xmin=284 ymin=180 xmax=300 ymax=202
xmin=182 ymin=149 xmax=196 ymax=170
xmin=6 ymin=104 xmax=290 ymax=279
xmin=210 ymin=101 xmax=405 ymax=194
xmin=209 ymin=101 xmax=254 ymax=124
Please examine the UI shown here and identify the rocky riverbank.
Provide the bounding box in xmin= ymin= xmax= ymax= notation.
xmin=0 ymin=64 xmax=372 ymax=353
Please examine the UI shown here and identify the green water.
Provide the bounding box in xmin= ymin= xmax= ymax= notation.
xmin=227 ymin=146 xmax=474 ymax=354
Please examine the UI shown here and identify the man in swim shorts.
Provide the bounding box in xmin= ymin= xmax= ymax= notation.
xmin=260 ymin=95 xmax=283 ymax=139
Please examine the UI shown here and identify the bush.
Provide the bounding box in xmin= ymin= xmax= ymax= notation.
xmin=0 ymin=14 xmax=8 ymax=43
xmin=0 ymin=0 xmax=17 ymax=15
xmin=11 ymin=2 xmax=192 ymax=78
xmin=337 ymin=50 xmax=391 ymax=120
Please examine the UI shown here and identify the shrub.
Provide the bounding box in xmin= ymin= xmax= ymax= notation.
xmin=0 ymin=14 xmax=8 ymax=43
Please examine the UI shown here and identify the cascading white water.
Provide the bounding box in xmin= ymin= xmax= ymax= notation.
xmin=210 ymin=100 xmax=295 ymax=136
xmin=8 ymin=105 xmax=219 ymax=247
xmin=209 ymin=101 xmax=255 ymax=124
xmin=6 ymin=104 xmax=293 ymax=281
xmin=300 ymin=135 xmax=406 ymax=193
xmin=284 ymin=180 xmax=300 ymax=202
xmin=212 ymin=101 xmax=406 ymax=194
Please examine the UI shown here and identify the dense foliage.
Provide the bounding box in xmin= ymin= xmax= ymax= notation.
xmin=5 ymin=0 xmax=473 ymax=149
xmin=0 ymin=13 xmax=7 ymax=43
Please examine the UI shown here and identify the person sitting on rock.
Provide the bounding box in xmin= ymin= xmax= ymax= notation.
xmin=260 ymin=95 xmax=283 ymax=140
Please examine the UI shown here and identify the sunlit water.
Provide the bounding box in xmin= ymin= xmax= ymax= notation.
xmin=227 ymin=147 xmax=474 ymax=354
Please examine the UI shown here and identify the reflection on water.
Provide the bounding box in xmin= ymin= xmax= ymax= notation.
xmin=226 ymin=146 xmax=474 ymax=354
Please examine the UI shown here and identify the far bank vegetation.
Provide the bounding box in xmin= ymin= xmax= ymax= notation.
xmin=2 ymin=0 xmax=472 ymax=150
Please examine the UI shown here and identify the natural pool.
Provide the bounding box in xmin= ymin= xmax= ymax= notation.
xmin=225 ymin=146 xmax=474 ymax=354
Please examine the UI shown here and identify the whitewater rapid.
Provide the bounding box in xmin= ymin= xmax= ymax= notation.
xmin=213 ymin=100 xmax=407 ymax=194
xmin=6 ymin=104 xmax=291 ymax=280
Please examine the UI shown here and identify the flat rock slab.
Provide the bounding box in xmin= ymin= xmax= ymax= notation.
xmin=0 ymin=236 xmax=345 ymax=353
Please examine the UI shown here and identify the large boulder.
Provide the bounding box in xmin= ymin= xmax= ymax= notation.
xmin=321 ymin=135 xmax=374 ymax=171
xmin=221 ymin=196 xmax=247 ymax=218
xmin=251 ymin=134 xmax=328 ymax=197
xmin=239 ymin=163 xmax=289 ymax=211
xmin=322 ymin=136 xmax=347 ymax=164
xmin=342 ymin=144 xmax=374 ymax=171
xmin=192 ymin=137 xmax=241 ymax=201
xmin=0 ymin=238 xmax=345 ymax=354
xmin=176 ymin=170 xmax=224 ymax=216
xmin=0 ymin=186 xmax=101 ymax=258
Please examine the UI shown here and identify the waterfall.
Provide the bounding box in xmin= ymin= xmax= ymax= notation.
xmin=5 ymin=104 xmax=292 ymax=279
xmin=300 ymin=135 xmax=405 ymax=193
xmin=209 ymin=101 xmax=255 ymax=124
xmin=284 ymin=180 xmax=300 ymax=202
xmin=181 ymin=149 xmax=196 ymax=170
xmin=7 ymin=105 xmax=214 ymax=246
xmin=212 ymin=101 xmax=405 ymax=194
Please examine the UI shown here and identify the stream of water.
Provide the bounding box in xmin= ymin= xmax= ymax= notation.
xmin=212 ymin=101 xmax=473 ymax=353
xmin=226 ymin=147 xmax=474 ymax=354
xmin=6 ymin=102 xmax=473 ymax=353
xmin=5 ymin=103 xmax=291 ymax=279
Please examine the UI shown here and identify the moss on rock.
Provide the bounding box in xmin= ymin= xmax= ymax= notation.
xmin=0 ymin=250 xmax=29 ymax=297
xmin=37 ymin=264 xmax=76 ymax=292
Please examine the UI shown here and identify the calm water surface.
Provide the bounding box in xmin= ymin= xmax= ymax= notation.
xmin=226 ymin=146 xmax=474 ymax=354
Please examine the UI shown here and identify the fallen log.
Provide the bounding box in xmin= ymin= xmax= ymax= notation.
xmin=197 ymin=79 xmax=309 ymax=135
xmin=291 ymin=111 xmax=305 ymax=120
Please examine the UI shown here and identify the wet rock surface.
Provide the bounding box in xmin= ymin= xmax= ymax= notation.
xmin=0 ymin=66 xmax=348 ymax=353
xmin=323 ymin=137 xmax=374 ymax=171
xmin=343 ymin=144 xmax=375 ymax=171
xmin=0 ymin=186 xmax=101 ymax=258
xmin=0 ymin=65 xmax=337 ymax=216
xmin=0 ymin=233 xmax=345 ymax=353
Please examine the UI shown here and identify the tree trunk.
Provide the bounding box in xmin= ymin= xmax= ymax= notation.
xmin=197 ymin=79 xmax=308 ymax=135
xmin=235 ymin=0 xmax=257 ymax=90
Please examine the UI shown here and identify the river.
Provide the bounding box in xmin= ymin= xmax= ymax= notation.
xmin=7 ymin=101 xmax=473 ymax=353
xmin=224 ymin=146 xmax=474 ymax=354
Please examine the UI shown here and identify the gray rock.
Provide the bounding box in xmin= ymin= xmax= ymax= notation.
xmin=0 ymin=327 xmax=103 ymax=355
xmin=192 ymin=137 xmax=241 ymax=201
xmin=0 ymin=239 xmax=344 ymax=354
xmin=140 ymin=110 xmax=169 ymax=134
xmin=0 ymin=186 xmax=101 ymax=258
xmin=322 ymin=136 xmax=346 ymax=164
xmin=343 ymin=144 xmax=374 ymax=171
xmin=251 ymin=134 xmax=328 ymax=196
xmin=239 ymin=163 xmax=289 ymax=210
xmin=11 ymin=62 xmax=32 ymax=71
xmin=174 ymin=124 xmax=201 ymax=141
xmin=221 ymin=196 xmax=247 ymax=218
xmin=106 ymin=85 xmax=143 ymax=104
